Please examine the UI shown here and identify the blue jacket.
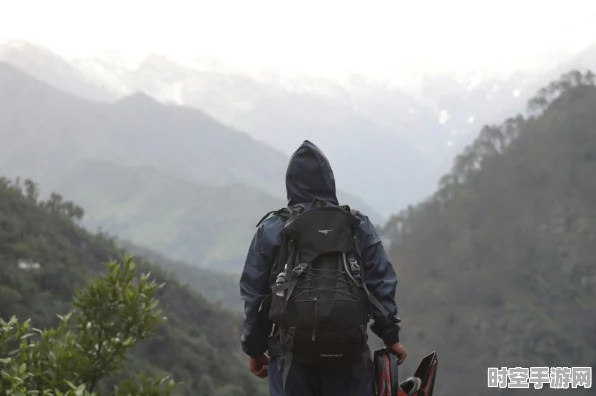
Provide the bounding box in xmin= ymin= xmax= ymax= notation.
xmin=240 ymin=140 xmax=401 ymax=357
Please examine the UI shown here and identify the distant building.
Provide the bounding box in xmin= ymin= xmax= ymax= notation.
xmin=18 ymin=259 xmax=41 ymax=270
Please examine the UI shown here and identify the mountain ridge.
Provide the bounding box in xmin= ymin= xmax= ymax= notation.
xmin=0 ymin=62 xmax=383 ymax=271
xmin=0 ymin=42 xmax=447 ymax=215
xmin=0 ymin=40 xmax=114 ymax=102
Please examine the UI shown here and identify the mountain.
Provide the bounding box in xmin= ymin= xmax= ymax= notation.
xmin=380 ymin=71 xmax=596 ymax=395
xmin=0 ymin=40 xmax=113 ymax=102
xmin=10 ymin=43 xmax=436 ymax=216
xmin=10 ymin=41 xmax=591 ymax=216
xmin=93 ymin=51 xmax=595 ymax=214
xmin=0 ymin=177 xmax=267 ymax=396
xmin=348 ymin=71 xmax=534 ymax=159
xmin=377 ymin=46 xmax=596 ymax=162
xmin=0 ymin=60 xmax=289 ymax=196
xmin=52 ymin=160 xmax=280 ymax=271
xmin=50 ymin=159 xmax=382 ymax=272
xmin=76 ymin=53 xmax=441 ymax=215
xmin=215 ymin=87 xmax=439 ymax=216
xmin=7 ymin=41 xmax=596 ymax=216
xmin=0 ymin=62 xmax=382 ymax=271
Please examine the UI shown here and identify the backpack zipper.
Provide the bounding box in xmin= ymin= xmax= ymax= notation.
xmin=312 ymin=297 xmax=318 ymax=342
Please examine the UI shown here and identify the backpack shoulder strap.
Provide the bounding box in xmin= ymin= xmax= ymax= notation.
xmin=255 ymin=207 xmax=291 ymax=228
xmin=336 ymin=204 xmax=360 ymax=218
xmin=340 ymin=206 xmax=388 ymax=318
xmin=286 ymin=204 xmax=305 ymax=223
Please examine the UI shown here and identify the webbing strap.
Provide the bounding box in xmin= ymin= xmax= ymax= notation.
xmin=255 ymin=208 xmax=291 ymax=227
xmin=363 ymin=285 xmax=390 ymax=318
xmin=255 ymin=210 xmax=277 ymax=227
xmin=281 ymin=327 xmax=296 ymax=390
xmin=282 ymin=277 xmax=299 ymax=313
xmin=281 ymin=350 xmax=293 ymax=390
xmin=346 ymin=253 xmax=390 ymax=319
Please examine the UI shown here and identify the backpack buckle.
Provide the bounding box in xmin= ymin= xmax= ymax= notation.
xmin=348 ymin=256 xmax=361 ymax=280
xmin=292 ymin=262 xmax=308 ymax=277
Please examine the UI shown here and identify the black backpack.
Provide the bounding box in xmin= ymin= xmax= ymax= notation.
xmin=257 ymin=200 xmax=388 ymax=389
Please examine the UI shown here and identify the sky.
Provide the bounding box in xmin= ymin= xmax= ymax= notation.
xmin=1 ymin=0 xmax=596 ymax=82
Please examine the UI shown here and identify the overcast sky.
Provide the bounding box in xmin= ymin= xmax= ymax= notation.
xmin=2 ymin=0 xmax=596 ymax=81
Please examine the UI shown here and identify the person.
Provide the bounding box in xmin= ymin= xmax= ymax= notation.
xmin=240 ymin=140 xmax=406 ymax=396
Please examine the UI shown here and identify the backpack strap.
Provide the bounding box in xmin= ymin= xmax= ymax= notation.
xmin=346 ymin=252 xmax=390 ymax=319
xmin=287 ymin=204 xmax=305 ymax=223
xmin=281 ymin=327 xmax=297 ymax=390
xmin=346 ymin=208 xmax=390 ymax=320
xmin=255 ymin=207 xmax=291 ymax=227
xmin=311 ymin=197 xmax=331 ymax=207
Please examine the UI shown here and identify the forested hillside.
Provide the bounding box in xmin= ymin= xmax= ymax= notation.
xmin=0 ymin=178 xmax=266 ymax=396
xmin=382 ymin=71 xmax=596 ymax=395
xmin=118 ymin=239 xmax=242 ymax=312
xmin=52 ymin=160 xmax=280 ymax=271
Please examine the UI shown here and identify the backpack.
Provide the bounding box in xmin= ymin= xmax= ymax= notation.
xmin=256 ymin=199 xmax=388 ymax=389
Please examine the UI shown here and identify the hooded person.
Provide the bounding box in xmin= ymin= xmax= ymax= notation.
xmin=240 ymin=140 xmax=406 ymax=396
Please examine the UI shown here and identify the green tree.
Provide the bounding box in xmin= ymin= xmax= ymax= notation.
xmin=0 ymin=256 xmax=175 ymax=396
xmin=23 ymin=179 xmax=39 ymax=203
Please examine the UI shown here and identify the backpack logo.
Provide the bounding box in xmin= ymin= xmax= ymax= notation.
xmin=318 ymin=229 xmax=333 ymax=235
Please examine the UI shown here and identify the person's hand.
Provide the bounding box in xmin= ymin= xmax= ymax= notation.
xmin=389 ymin=342 xmax=407 ymax=365
xmin=249 ymin=354 xmax=270 ymax=378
